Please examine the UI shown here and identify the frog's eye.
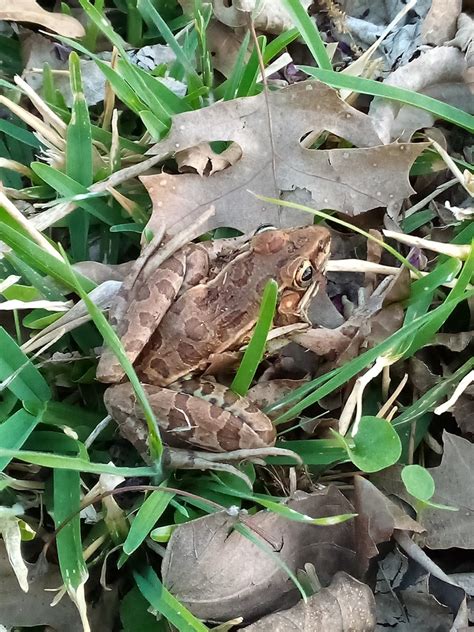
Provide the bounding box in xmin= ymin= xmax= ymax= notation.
xmin=254 ymin=224 xmax=276 ymax=234
xmin=295 ymin=261 xmax=314 ymax=288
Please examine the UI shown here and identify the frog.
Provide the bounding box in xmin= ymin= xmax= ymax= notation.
xmin=96 ymin=225 xmax=331 ymax=463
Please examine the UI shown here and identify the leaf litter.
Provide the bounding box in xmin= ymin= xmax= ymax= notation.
xmin=0 ymin=0 xmax=473 ymax=630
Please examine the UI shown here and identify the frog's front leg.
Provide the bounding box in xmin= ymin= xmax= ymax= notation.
xmin=104 ymin=380 xmax=276 ymax=454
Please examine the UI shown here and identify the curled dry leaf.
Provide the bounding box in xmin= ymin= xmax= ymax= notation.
xmin=368 ymin=46 xmax=473 ymax=143
xmin=242 ymin=572 xmax=376 ymax=631
xmin=145 ymin=81 xmax=426 ymax=235
xmin=162 ymin=487 xmax=357 ymax=622
xmin=421 ymin=0 xmax=462 ymax=45
xmin=213 ymin=0 xmax=312 ymax=35
xmin=176 ymin=142 xmax=242 ymax=176
xmin=1 ymin=0 xmax=85 ymax=37
xmin=446 ymin=13 xmax=474 ymax=68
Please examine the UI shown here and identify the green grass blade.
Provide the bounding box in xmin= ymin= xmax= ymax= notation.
xmin=78 ymin=0 xmax=128 ymax=56
xmin=404 ymin=242 xmax=474 ymax=356
xmin=0 ymin=327 xmax=51 ymax=403
xmin=281 ymin=0 xmax=332 ymax=70
xmin=94 ymin=58 xmax=146 ymax=114
xmin=263 ymin=27 xmax=299 ymax=63
xmin=123 ymin=487 xmax=174 ymax=556
xmin=223 ymin=31 xmax=251 ymax=101
xmin=0 ymin=448 xmax=157 ymax=476
xmin=0 ymin=219 xmax=95 ymax=292
xmin=134 ymin=566 xmax=209 ymax=631
xmin=30 ymin=162 xmax=123 ymax=225
xmin=54 ymin=469 xmax=89 ymax=629
xmin=299 ymin=67 xmax=474 ymax=133
xmin=0 ymin=409 xmax=43 ymax=472
xmin=0 ymin=120 xmax=41 ymax=149
xmin=67 ymin=52 xmax=92 ymax=261
xmin=234 ymin=522 xmax=309 ymax=602
xmin=137 ymin=0 xmax=202 ymax=88
xmin=237 ymin=35 xmax=266 ymax=97
xmin=231 ymin=279 xmax=278 ymax=396
xmin=271 ymin=289 xmax=474 ymax=424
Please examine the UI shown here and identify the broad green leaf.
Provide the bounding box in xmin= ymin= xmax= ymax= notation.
xmin=123 ymin=488 xmax=174 ymax=556
xmin=344 ymin=416 xmax=402 ymax=473
xmin=0 ymin=327 xmax=50 ymax=403
xmin=401 ymin=465 xmax=434 ymax=502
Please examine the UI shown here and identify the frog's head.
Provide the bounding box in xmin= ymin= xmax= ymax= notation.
xmin=251 ymin=225 xmax=331 ymax=321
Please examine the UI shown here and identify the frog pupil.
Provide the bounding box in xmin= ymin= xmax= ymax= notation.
xmin=301 ymin=266 xmax=313 ymax=282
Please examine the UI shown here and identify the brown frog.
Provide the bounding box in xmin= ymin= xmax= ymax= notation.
xmin=97 ymin=226 xmax=331 ymax=457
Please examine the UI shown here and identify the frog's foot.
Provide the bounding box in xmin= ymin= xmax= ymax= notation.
xmin=164 ymin=447 xmax=302 ymax=487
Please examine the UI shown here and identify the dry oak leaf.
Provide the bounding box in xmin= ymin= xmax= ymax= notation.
xmin=213 ymin=0 xmax=312 ymax=35
xmin=368 ymin=46 xmax=473 ymax=143
xmin=144 ymin=81 xmax=427 ymax=236
xmin=1 ymin=0 xmax=85 ymax=37
xmin=162 ymin=487 xmax=357 ymax=623
xmin=243 ymin=572 xmax=376 ymax=631
xmin=421 ymin=0 xmax=462 ymax=45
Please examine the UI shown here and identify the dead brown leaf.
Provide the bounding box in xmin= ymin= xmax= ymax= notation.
xmin=213 ymin=0 xmax=312 ymax=35
xmin=452 ymin=384 xmax=474 ymax=437
xmin=420 ymin=431 xmax=474 ymax=549
xmin=242 ymin=572 xmax=376 ymax=631
xmin=144 ymin=81 xmax=426 ymax=235
xmin=353 ymin=476 xmax=424 ymax=576
xmin=422 ymin=0 xmax=462 ymax=45
xmin=368 ymin=46 xmax=473 ymax=143
xmin=0 ymin=546 xmax=116 ymax=630
xmin=207 ymin=20 xmax=249 ymax=77
xmin=162 ymin=487 xmax=357 ymax=622
xmin=176 ymin=142 xmax=242 ymax=176
xmin=1 ymin=0 xmax=85 ymax=37
xmin=373 ymin=433 xmax=474 ymax=550
xmin=447 ymin=13 xmax=474 ymax=68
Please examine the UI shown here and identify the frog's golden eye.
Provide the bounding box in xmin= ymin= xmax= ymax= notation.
xmin=295 ymin=261 xmax=314 ymax=288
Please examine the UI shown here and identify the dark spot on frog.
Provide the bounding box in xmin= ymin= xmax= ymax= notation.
xmin=166 ymin=254 xmax=185 ymax=276
xmin=184 ymin=316 xmax=207 ymax=341
xmin=199 ymin=382 xmax=215 ymax=396
xmin=156 ymin=279 xmax=177 ymax=300
xmin=148 ymin=357 xmax=169 ymax=378
xmin=139 ymin=311 xmax=156 ymax=328
xmin=223 ymin=389 xmax=239 ymax=406
xmin=178 ymin=341 xmax=205 ymax=365
xmin=136 ymin=284 xmax=151 ymax=301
